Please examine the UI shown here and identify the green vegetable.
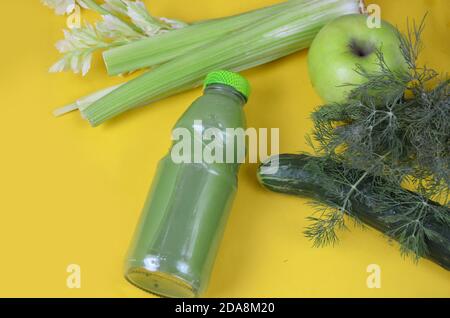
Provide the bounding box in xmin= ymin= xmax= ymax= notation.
xmin=81 ymin=0 xmax=362 ymax=126
xmin=258 ymin=154 xmax=450 ymax=270
xmin=52 ymin=1 xmax=312 ymax=112
xmin=258 ymin=17 xmax=449 ymax=267
xmin=103 ymin=0 xmax=306 ymax=75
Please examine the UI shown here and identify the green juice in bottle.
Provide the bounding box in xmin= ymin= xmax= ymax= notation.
xmin=125 ymin=71 xmax=251 ymax=298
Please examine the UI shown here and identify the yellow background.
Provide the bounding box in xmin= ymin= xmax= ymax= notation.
xmin=0 ymin=0 xmax=449 ymax=297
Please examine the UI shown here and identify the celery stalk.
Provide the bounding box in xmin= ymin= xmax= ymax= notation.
xmin=103 ymin=0 xmax=302 ymax=75
xmin=53 ymin=84 xmax=123 ymax=117
xmin=82 ymin=0 xmax=363 ymax=126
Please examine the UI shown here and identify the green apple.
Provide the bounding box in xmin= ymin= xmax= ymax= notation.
xmin=308 ymin=14 xmax=408 ymax=103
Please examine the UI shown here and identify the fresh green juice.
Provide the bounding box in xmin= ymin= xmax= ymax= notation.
xmin=125 ymin=71 xmax=250 ymax=297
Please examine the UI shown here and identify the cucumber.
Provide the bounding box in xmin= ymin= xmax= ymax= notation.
xmin=257 ymin=154 xmax=450 ymax=270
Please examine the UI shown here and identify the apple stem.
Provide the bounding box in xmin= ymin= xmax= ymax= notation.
xmin=358 ymin=0 xmax=367 ymax=14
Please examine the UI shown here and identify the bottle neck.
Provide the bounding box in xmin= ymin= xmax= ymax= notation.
xmin=204 ymin=84 xmax=247 ymax=106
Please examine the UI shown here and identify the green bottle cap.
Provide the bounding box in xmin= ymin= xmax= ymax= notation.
xmin=204 ymin=70 xmax=251 ymax=100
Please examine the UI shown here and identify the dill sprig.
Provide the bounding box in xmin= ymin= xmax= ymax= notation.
xmin=306 ymin=17 xmax=450 ymax=261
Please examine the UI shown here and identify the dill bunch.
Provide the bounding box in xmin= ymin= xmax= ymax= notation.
xmin=306 ymin=17 xmax=450 ymax=261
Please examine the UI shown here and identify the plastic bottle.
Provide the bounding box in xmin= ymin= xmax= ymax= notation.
xmin=124 ymin=70 xmax=251 ymax=298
